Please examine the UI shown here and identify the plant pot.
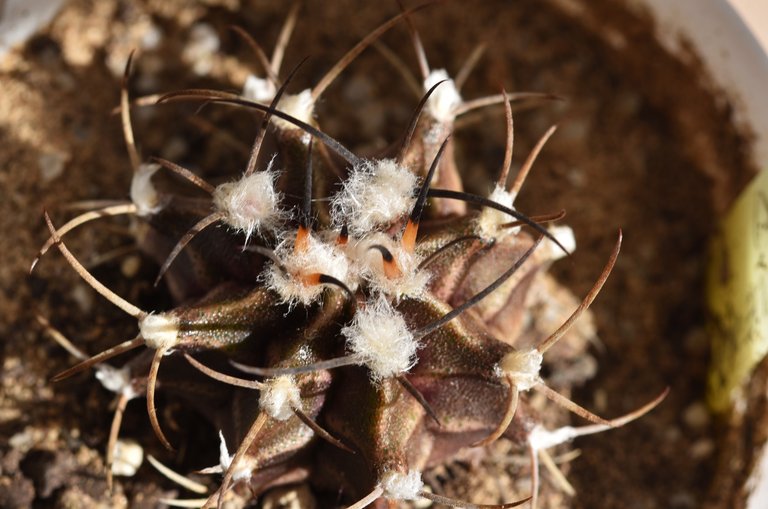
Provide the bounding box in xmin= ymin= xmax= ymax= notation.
xmin=0 ymin=1 xmax=763 ymax=508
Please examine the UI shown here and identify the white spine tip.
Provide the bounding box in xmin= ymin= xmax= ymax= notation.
xmin=342 ymin=297 xmax=417 ymax=381
xmin=380 ymin=470 xmax=424 ymax=501
xmin=259 ymin=375 xmax=302 ymax=421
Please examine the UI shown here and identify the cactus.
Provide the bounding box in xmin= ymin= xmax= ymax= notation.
xmin=32 ymin=3 xmax=667 ymax=508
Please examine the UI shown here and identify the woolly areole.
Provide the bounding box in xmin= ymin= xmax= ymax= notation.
xmin=272 ymin=89 xmax=315 ymax=131
xmin=380 ymin=470 xmax=424 ymax=500
xmin=544 ymin=225 xmax=576 ymax=261
xmin=498 ymin=348 xmax=543 ymax=391
xmin=342 ymin=297 xmax=418 ymax=381
xmin=331 ymin=158 xmax=417 ymax=236
xmin=528 ymin=424 xmax=586 ymax=451
xmin=242 ymin=74 xmax=277 ymax=103
xmin=95 ymin=365 xmax=137 ymax=398
xmin=212 ymin=166 xmax=282 ymax=242
xmin=477 ymin=184 xmax=518 ymax=239
xmin=139 ymin=313 xmax=179 ymax=350
xmin=424 ymin=69 xmax=462 ymax=123
xmin=259 ymin=375 xmax=302 ymax=421
xmin=130 ymin=163 xmax=163 ymax=216
xmin=265 ymin=232 xmax=353 ymax=305
xmin=351 ymin=233 xmax=430 ymax=299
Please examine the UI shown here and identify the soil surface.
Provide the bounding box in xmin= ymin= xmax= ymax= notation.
xmin=0 ymin=1 xmax=756 ymax=508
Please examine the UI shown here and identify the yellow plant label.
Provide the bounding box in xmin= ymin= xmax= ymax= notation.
xmin=708 ymin=170 xmax=768 ymax=413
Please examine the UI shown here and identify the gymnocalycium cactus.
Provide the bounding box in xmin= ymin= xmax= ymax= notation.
xmin=33 ymin=3 xmax=667 ymax=508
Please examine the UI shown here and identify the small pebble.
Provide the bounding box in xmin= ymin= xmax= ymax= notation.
xmin=682 ymin=401 xmax=710 ymax=431
xmin=615 ymin=91 xmax=641 ymax=117
xmin=183 ymin=23 xmax=220 ymax=76
xmin=601 ymin=27 xmax=627 ymax=49
xmin=0 ymin=0 xmax=64 ymax=58
xmin=162 ymin=136 xmax=189 ymax=161
xmin=663 ymin=426 xmax=682 ymax=443
xmin=593 ymin=388 xmax=608 ymax=412
xmin=70 ymin=284 xmax=94 ymax=314
xmin=343 ymin=75 xmax=374 ymax=103
xmin=111 ymin=439 xmax=143 ymax=477
xmin=38 ymin=150 xmax=68 ymax=183
xmin=120 ymin=255 xmax=141 ymax=278
xmin=690 ymin=439 xmax=715 ymax=460
xmin=683 ymin=328 xmax=708 ymax=356
xmin=0 ymin=473 xmax=35 ymax=509
xmin=559 ymin=118 xmax=590 ymax=144
xmin=141 ymin=21 xmax=162 ymax=50
xmin=565 ymin=165 xmax=586 ymax=187
xmin=669 ymin=491 xmax=696 ymax=508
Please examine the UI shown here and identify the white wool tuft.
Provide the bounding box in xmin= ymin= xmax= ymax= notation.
xmin=380 ymin=470 xmax=424 ymax=500
xmin=424 ymin=69 xmax=462 ymax=123
xmin=131 ymin=163 xmax=163 ymax=216
xmin=259 ymin=375 xmax=302 ymax=421
xmin=265 ymin=232 xmax=353 ymax=305
xmin=497 ymin=348 xmax=543 ymax=391
xmin=543 ymin=225 xmax=576 ymax=261
xmin=218 ymin=431 xmax=253 ymax=482
xmin=528 ymin=424 xmax=583 ymax=451
xmin=331 ymin=159 xmax=417 ymax=236
xmin=242 ymin=74 xmax=277 ymax=103
xmin=476 ymin=184 xmax=518 ymax=239
xmin=342 ymin=296 xmax=418 ymax=381
xmin=213 ymin=165 xmax=283 ymax=242
xmin=95 ymin=365 xmax=137 ymax=398
xmin=272 ymin=89 xmax=315 ymax=131
xmin=350 ymin=233 xmax=430 ymax=299
xmin=139 ymin=313 xmax=179 ymax=350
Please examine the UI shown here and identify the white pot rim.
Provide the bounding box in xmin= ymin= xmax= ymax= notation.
xmin=632 ymin=0 xmax=768 ymax=172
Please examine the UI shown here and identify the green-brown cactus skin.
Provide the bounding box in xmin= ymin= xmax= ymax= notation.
xmin=33 ymin=5 xmax=668 ymax=509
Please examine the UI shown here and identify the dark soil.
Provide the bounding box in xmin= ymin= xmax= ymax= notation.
xmin=0 ymin=0 xmax=755 ymax=508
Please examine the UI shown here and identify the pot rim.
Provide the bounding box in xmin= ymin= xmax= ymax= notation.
xmin=631 ymin=0 xmax=768 ymax=172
